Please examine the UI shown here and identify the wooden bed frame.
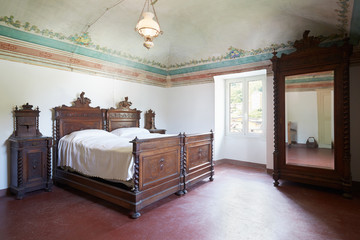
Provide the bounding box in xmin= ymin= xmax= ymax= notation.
xmin=53 ymin=92 xmax=214 ymax=218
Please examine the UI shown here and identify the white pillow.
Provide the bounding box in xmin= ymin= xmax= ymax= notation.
xmin=111 ymin=127 xmax=150 ymax=138
xmin=69 ymin=129 xmax=112 ymax=137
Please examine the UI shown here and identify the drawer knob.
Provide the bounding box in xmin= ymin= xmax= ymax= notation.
xmin=198 ymin=148 xmax=203 ymax=157
xmin=159 ymin=158 xmax=165 ymax=170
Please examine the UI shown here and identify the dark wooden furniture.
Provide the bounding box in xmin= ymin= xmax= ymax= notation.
xmin=149 ymin=129 xmax=166 ymax=134
xmin=53 ymin=93 xmax=214 ymax=218
xmin=144 ymin=109 xmax=166 ymax=134
xmin=9 ymin=103 xmax=52 ymax=199
xmin=271 ymin=31 xmax=352 ymax=197
xmin=183 ymin=132 xmax=214 ymax=193
xmin=144 ymin=109 xmax=156 ymax=129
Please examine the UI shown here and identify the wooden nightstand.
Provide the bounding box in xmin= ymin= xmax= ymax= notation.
xmin=9 ymin=136 xmax=52 ymax=199
xmin=9 ymin=103 xmax=52 ymax=199
xmin=145 ymin=109 xmax=166 ymax=134
xmin=149 ymin=129 xmax=166 ymax=134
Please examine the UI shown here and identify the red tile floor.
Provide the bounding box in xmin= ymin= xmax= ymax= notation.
xmin=1 ymin=163 xmax=359 ymax=240
xmin=286 ymin=145 xmax=334 ymax=169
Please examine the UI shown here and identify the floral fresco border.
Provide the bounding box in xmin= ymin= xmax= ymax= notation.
xmin=0 ymin=0 xmax=352 ymax=71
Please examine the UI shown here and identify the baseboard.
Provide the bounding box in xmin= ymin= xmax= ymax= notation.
xmin=215 ymin=159 xmax=266 ymax=170
xmin=0 ymin=188 xmax=9 ymax=197
xmin=215 ymin=160 xmax=359 ymax=192
xmin=353 ymin=181 xmax=360 ymax=193
xmin=266 ymin=168 xmax=273 ymax=175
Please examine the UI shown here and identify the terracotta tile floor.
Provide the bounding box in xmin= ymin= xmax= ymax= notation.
xmin=1 ymin=163 xmax=359 ymax=240
xmin=286 ymin=146 xmax=334 ymax=169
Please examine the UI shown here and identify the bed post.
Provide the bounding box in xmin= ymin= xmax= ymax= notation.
xmin=182 ymin=132 xmax=188 ymax=194
xmin=176 ymin=133 xmax=186 ymax=196
xmin=52 ymin=113 xmax=60 ymax=185
xmin=130 ymin=137 xmax=141 ymax=219
xmin=209 ymin=130 xmax=215 ymax=181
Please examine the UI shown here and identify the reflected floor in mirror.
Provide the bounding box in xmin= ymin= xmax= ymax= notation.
xmin=286 ymin=145 xmax=334 ymax=169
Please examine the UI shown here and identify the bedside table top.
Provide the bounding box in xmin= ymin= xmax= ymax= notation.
xmin=9 ymin=136 xmax=52 ymax=142
xmin=149 ymin=129 xmax=166 ymax=134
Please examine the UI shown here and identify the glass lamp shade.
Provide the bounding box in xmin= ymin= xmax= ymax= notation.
xmin=143 ymin=39 xmax=154 ymax=49
xmin=136 ymin=12 xmax=160 ymax=39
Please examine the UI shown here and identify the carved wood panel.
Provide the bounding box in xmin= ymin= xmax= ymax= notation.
xmin=187 ymin=144 xmax=210 ymax=169
xmin=141 ymin=150 xmax=180 ymax=190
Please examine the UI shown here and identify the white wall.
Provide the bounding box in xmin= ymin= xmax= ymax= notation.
xmin=266 ymin=74 xmax=274 ymax=169
xmin=0 ymin=59 xmax=167 ymax=190
xmin=286 ymin=91 xmax=318 ymax=144
xmin=164 ymin=83 xmax=215 ymax=134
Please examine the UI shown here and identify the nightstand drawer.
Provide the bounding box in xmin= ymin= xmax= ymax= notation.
xmin=10 ymin=138 xmax=51 ymax=149
xmin=25 ymin=140 xmax=48 ymax=147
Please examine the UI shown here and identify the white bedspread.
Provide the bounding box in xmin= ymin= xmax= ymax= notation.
xmin=58 ymin=129 xmax=175 ymax=182
xmin=58 ymin=129 xmax=134 ymax=181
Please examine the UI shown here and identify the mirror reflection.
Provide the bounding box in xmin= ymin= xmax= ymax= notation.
xmin=285 ymin=71 xmax=334 ymax=169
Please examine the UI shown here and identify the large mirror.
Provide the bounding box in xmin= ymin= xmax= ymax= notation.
xmin=285 ymin=71 xmax=334 ymax=170
xmin=271 ymin=31 xmax=352 ymax=197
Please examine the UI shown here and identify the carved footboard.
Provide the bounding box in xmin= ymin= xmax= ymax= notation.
xmin=183 ymin=132 xmax=214 ymax=193
xmin=130 ymin=134 xmax=184 ymax=218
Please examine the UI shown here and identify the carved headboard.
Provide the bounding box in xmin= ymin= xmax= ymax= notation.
xmin=106 ymin=97 xmax=142 ymax=132
xmin=54 ymin=92 xmax=104 ymax=141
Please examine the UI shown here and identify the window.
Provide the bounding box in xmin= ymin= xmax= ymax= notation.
xmin=226 ymin=73 xmax=265 ymax=136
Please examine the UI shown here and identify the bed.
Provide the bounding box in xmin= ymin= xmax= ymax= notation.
xmin=53 ymin=92 xmax=214 ymax=218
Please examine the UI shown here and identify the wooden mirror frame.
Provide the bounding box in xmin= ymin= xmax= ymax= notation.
xmin=271 ymin=31 xmax=353 ymax=197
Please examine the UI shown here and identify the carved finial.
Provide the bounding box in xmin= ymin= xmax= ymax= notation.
xmin=293 ymin=30 xmax=322 ymax=51
xmin=147 ymin=109 xmax=155 ymax=115
xmin=22 ymin=103 xmax=33 ymax=110
xmin=272 ymin=48 xmax=277 ymax=56
xmin=118 ymin=96 xmax=132 ymax=110
xmin=73 ymin=92 xmax=91 ymax=108
xmin=79 ymin=92 xmax=91 ymax=104
xmin=303 ymin=30 xmax=310 ymax=39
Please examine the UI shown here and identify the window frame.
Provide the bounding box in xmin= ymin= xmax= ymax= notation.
xmin=225 ymin=73 xmax=266 ymax=137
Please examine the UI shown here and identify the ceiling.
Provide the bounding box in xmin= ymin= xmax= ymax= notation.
xmin=0 ymin=0 xmax=358 ymax=72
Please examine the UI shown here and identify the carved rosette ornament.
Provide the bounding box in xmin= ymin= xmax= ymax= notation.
xmin=73 ymin=92 xmax=91 ymax=108
xmin=57 ymin=92 xmax=100 ymax=110
xmin=293 ymin=30 xmax=322 ymax=51
xmin=118 ymin=97 xmax=133 ymax=110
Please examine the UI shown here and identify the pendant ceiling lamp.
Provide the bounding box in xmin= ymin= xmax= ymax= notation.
xmin=135 ymin=0 xmax=162 ymax=49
